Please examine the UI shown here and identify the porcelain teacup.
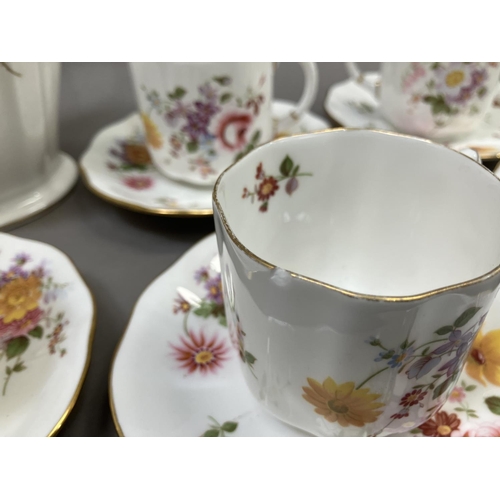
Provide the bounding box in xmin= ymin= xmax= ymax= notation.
xmin=129 ymin=62 xmax=318 ymax=187
xmin=345 ymin=62 xmax=500 ymax=142
xmin=213 ymin=128 xmax=500 ymax=437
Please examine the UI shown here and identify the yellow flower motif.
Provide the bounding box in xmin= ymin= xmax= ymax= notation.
xmin=465 ymin=328 xmax=500 ymax=386
xmin=0 ymin=274 xmax=42 ymax=324
xmin=445 ymin=70 xmax=465 ymax=88
xmin=302 ymin=377 xmax=385 ymax=427
xmin=140 ymin=113 xmax=163 ymax=149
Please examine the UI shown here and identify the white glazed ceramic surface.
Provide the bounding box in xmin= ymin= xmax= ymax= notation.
xmin=0 ymin=233 xmax=95 ymax=436
xmin=110 ymin=232 xmax=500 ymax=437
xmin=79 ymin=100 xmax=330 ymax=216
xmin=345 ymin=63 xmax=500 ymax=142
xmin=325 ymin=72 xmax=500 ymax=160
xmin=0 ymin=63 xmax=78 ymax=229
xmin=129 ymin=62 xmax=318 ymax=186
xmin=213 ymin=128 xmax=500 ymax=436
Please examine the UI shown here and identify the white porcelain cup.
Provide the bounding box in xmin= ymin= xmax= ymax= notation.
xmin=345 ymin=62 xmax=500 ymax=142
xmin=0 ymin=62 xmax=60 ymax=203
xmin=213 ymin=128 xmax=500 ymax=437
xmin=129 ymin=62 xmax=318 ymax=186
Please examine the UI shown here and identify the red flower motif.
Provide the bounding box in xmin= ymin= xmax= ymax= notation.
xmin=216 ymin=112 xmax=253 ymax=151
xmin=124 ymin=176 xmax=154 ymax=190
xmin=170 ymin=330 xmax=230 ymax=375
xmin=256 ymin=163 xmax=265 ymax=180
xmin=418 ymin=411 xmax=461 ymax=437
xmin=0 ymin=307 xmax=44 ymax=347
xmin=257 ymin=176 xmax=279 ymax=202
xmin=400 ymin=389 xmax=427 ymax=407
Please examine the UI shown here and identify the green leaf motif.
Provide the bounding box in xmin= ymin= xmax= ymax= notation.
xmin=250 ymin=130 xmax=261 ymax=145
xmin=218 ymin=316 xmax=227 ymax=327
xmin=279 ymin=155 xmax=294 ymax=177
xmin=220 ymin=93 xmax=232 ymax=103
xmin=194 ymin=301 xmax=215 ymax=318
xmin=28 ymin=326 xmax=43 ymax=339
xmin=435 ymin=325 xmax=454 ymax=336
xmin=213 ymin=76 xmax=231 ymax=86
xmin=432 ymin=376 xmax=454 ymax=400
xmin=221 ymin=421 xmax=238 ymax=433
xmin=12 ymin=362 xmax=25 ymax=372
xmin=168 ymin=87 xmax=186 ymax=100
xmin=423 ymin=94 xmax=452 ymax=115
xmin=186 ymin=141 xmax=198 ymax=153
xmin=244 ymin=351 xmax=257 ymax=366
xmin=421 ymin=346 xmax=430 ymax=356
xmin=485 ymin=396 xmax=500 ymax=415
xmin=454 ymin=307 xmax=481 ymax=328
xmin=477 ymin=87 xmax=487 ymax=98
xmin=409 ymin=428 xmax=422 ymax=434
xmin=465 ymin=385 xmax=477 ymax=392
xmin=5 ymin=366 xmax=11 ymax=375
xmin=6 ymin=336 xmax=29 ymax=360
xmin=203 ymin=429 xmax=220 ymax=437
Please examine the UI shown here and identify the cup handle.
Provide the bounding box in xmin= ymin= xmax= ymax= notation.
xmin=274 ymin=62 xmax=319 ymax=130
xmin=344 ymin=63 xmax=381 ymax=100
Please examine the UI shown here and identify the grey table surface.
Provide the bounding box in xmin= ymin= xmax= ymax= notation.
xmin=7 ymin=63 xmax=497 ymax=437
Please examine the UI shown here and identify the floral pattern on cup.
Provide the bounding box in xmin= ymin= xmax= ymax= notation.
xmin=140 ymin=75 xmax=266 ymax=180
xmin=303 ymin=306 xmax=486 ymax=433
xmin=302 ymin=377 xmax=385 ymax=428
xmin=402 ymin=62 xmax=499 ymax=128
xmin=242 ymin=156 xmax=312 ymax=212
xmin=465 ymin=327 xmax=500 ymax=386
xmin=0 ymin=253 xmax=68 ymax=396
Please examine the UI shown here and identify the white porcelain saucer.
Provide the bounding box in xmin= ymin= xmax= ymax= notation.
xmin=110 ymin=233 xmax=500 ymax=437
xmin=0 ymin=152 xmax=78 ymax=229
xmin=79 ymin=100 xmax=330 ymax=217
xmin=0 ymin=233 xmax=95 ymax=436
xmin=325 ymin=72 xmax=500 ymax=161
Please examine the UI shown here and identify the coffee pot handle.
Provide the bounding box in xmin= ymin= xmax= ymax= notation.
xmin=344 ymin=63 xmax=381 ymax=100
xmin=274 ymin=62 xmax=319 ymax=130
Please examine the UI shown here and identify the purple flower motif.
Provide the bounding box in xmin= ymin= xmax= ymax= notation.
xmin=471 ymin=68 xmax=488 ymax=89
xmin=447 ymin=85 xmax=475 ymax=105
xmin=13 ymin=252 xmax=31 ymax=266
xmin=182 ymin=112 xmax=210 ymax=141
xmin=438 ymin=355 xmax=464 ymax=378
xmin=205 ymin=276 xmax=223 ymax=305
xmin=194 ymin=266 xmax=210 ymax=284
xmin=432 ymin=329 xmax=475 ymax=356
xmin=32 ymin=266 xmax=45 ymax=279
xmin=388 ymin=347 xmax=415 ymax=369
xmin=194 ymin=100 xmax=220 ymax=120
xmin=407 ymin=355 xmax=442 ymax=380
xmin=199 ymin=83 xmax=218 ymax=101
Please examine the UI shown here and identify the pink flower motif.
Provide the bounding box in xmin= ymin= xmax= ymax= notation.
xmin=124 ymin=176 xmax=154 ymax=190
xmin=0 ymin=307 xmax=44 ymax=347
xmin=453 ymin=421 xmax=500 ymax=437
xmin=170 ymin=330 xmax=230 ymax=375
xmin=448 ymin=385 xmax=466 ymax=403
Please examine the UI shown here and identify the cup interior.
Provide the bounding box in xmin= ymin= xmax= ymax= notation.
xmin=214 ymin=129 xmax=500 ymax=297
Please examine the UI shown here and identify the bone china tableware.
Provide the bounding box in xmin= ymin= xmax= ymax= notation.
xmin=344 ymin=62 xmax=500 ymax=143
xmin=212 ymin=128 xmax=500 ymax=437
xmin=0 ymin=62 xmax=78 ymax=228
xmin=129 ymin=62 xmax=318 ymax=187
xmin=79 ymin=100 xmax=329 ymax=217
xmin=110 ymin=232 xmax=500 ymax=437
xmin=0 ymin=232 xmax=95 ymax=436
